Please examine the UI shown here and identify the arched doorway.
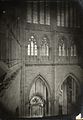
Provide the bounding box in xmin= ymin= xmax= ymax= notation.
xmin=29 ymin=75 xmax=50 ymax=117
xmin=59 ymin=75 xmax=80 ymax=115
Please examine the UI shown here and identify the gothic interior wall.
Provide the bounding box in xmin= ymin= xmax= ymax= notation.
xmin=0 ymin=0 xmax=83 ymax=118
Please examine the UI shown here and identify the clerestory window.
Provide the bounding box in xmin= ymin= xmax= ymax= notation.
xmin=27 ymin=1 xmax=50 ymax=25
xmin=57 ymin=1 xmax=80 ymax=28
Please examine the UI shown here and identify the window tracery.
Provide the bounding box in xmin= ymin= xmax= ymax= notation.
xmin=58 ymin=37 xmax=77 ymax=57
xmin=30 ymin=96 xmax=44 ymax=106
xmin=40 ymin=36 xmax=49 ymax=56
xmin=27 ymin=35 xmax=37 ymax=56
xmin=70 ymin=41 xmax=77 ymax=56
xmin=58 ymin=38 xmax=66 ymax=56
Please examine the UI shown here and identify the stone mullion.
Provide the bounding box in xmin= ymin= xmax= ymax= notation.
xmin=65 ymin=2 xmax=68 ymax=27
xmin=33 ymin=42 xmax=35 ymax=56
xmin=32 ymin=2 xmax=33 ymax=23
xmin=72 ymin=4 xmax=75 ymax=28
xmin=30 ymin=42 xmax=31 ymax=56
xmin=45 ymin=44 xmax=47 ymax=56
xmin=57 ymin=1 xmax=60 ymax=27
xmin=68 ymin=2 xmax=70 ymax=27
xmin=62 ymin=1 xmax=65 ymax=27
xmin=64 ymin=1 xmax=66 ymax=27
xmin=38 ymin=2 xmax=40 ymax=24
xmin=44 ymin=1 xmax=46 ymax=25
xmin=70 ymin=3 xmax=73 ymax=28
xmin=77 ymin=7 xmax=80 ymax=28
xmin=61 ymin=46 xmax=63 ymax=56
xmin=60 ymin=1 xmax=63 ymax=27
xmin=59 ymin=2 xmax=61 ymax=27
xmin=73 ymin=6 xmax=76 ymax=28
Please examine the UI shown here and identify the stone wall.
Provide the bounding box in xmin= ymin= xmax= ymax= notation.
xmin=0 ymin=69 xmax=21 ymax=117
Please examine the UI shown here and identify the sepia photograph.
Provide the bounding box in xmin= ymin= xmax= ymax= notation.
xmin=0 ymin=0 xmax=83 ymax=119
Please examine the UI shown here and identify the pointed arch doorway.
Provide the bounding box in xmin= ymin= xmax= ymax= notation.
xmin=59 ymin=75 xmax=80 ymax=115
xmin=29 ymin=75 xmax=50 ymax=117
